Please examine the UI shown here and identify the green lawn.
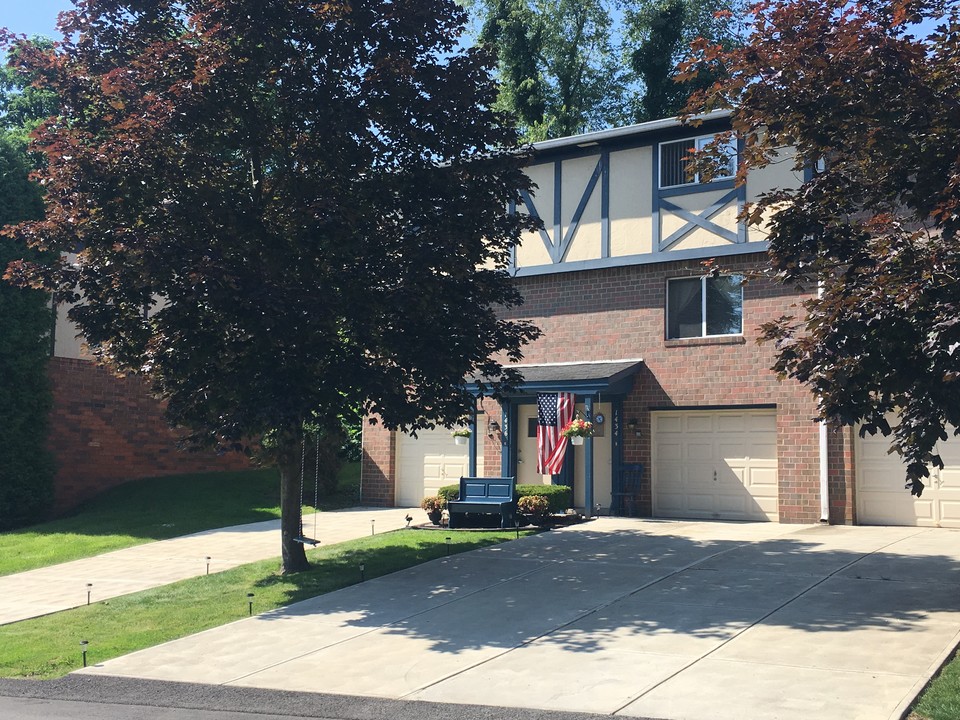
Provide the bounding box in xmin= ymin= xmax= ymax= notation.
xmin=911 ymin=649 xmax=960 ymax=720
xmin=0 ymin=462 xmax=362 ymax=577
xmin=0 ymin=529 xmax=528 ymax=679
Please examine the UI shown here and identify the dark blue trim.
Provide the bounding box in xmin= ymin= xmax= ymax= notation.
xmin=558 ymin=156 xmax=603 ymax=262
xmin=651 ymin=145 xmax=661 ymax=253
xmin=611 ymin=399 xmax=623 ymax=505
xmin=600 ymin=150 xmax=610 ymax=259
xmin=659 ymin=179 xmax=736 ymax=198
xmin=584 ymin=396 xmax=595 ymax=516
xmin=512 ymin=242 xmax=769 ymax=278
xmin=468 ymin=409 xmax=478 ymax=477
xmin=737 ymin=137 xmax=747 ymax=244
xmin=500 ymin=399 xmax=513 ymax=477
xmin=659 ymin=189 xmax=740 ymax=249
xmin=553 ymin=161 xmax=562 ymax=263
xmin=518 ymin=189 xmax=554 ymax=257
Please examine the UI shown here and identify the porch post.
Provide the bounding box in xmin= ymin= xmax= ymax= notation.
xmin=500 ymin=399 xmax=512 ymax=477
xmin=468 ymin=404 xmax=478 ymax=477
xmin=584 ymin=396 xmax=595 ymax=516
xmin=612 ymin=398 xmax=623 ymax=503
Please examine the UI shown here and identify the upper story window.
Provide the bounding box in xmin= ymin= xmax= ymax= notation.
xmin=667 ymin=274 xmax=743 ymax=340
xmin=659 ymin=135 xmax=737 ymax=189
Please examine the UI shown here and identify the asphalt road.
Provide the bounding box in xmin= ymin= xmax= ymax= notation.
xmin=0 ymin=676 xmax=624 ymax=720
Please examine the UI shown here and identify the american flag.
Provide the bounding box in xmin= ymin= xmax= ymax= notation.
xmin=537 ymin=392 xmax=575 ymax=475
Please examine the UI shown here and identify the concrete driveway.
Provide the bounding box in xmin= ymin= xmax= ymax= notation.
xmin=77 ymin=519 xmax=960 ymax=720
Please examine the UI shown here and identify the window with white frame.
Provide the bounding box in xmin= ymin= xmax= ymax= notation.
xmin=659 ymin=135 xmax=737 ymax=188
xmin=666 ymin=274 xmax=743 ymax=339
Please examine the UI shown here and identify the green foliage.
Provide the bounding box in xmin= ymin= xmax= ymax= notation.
xmin=466 ymin=0 xmax=745 ymax=140
xmin=516 ymin=494 xmax=549 ymax=515
xmin=682 ymin=0 xmax=960 ymax=495
xmin=912 ymin=647 xmax=960 ymax=720
xmin=0 ymin=528 xmax=530 ymax=679
xmin=438 ymin=484 xmax=460 ymax=502
xmin=516 ymin=483 xmax=570 ymax=512
xmin=0 ymin=124 xmax=54 ymax=530
xmin=4 ymin=1 xmax=542 ymax=572
xmin=471 ymin=0 xmax=629 ymax=141
xmin=419 ymin=495 xmax=447 ymax=512
xmin=439 ymin=482 xmax=571 ymax=512
xmin=0 ymin=463 xmax=362 ymax=577
xmin=626 ymin=0 xmax=745 ymax=122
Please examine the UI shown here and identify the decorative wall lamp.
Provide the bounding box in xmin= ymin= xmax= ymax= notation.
xmin=627 ymin=419 xmax=641 ymax=438
xmin=487 ymin=419 xmax=501 ymax=438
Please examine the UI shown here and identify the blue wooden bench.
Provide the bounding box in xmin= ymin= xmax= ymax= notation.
xmin=448 ymin=476 xmax=517 ymax=529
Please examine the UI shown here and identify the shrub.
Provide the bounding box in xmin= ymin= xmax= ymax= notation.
xmin=438 ymin=482 xmax=571 ymax=513
xmin=438 ymin=484 xmax=460 ymax=502
xmin=517 ymin=495 xmax=549 ymax=516
xmin=420 ymin=495 xmax=446 ymax=512
xmin=516 ymin=484 xmax=571 ymax=513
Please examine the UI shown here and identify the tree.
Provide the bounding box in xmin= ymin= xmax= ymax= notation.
xmin=0 ymin=37 xmax=57 ymax=530
xmin=470 ymin=0 xmax=629 ymax=141
xmin=467 ymin=0 xmax=746 ymax=141
xmin=626 ymin=0 xmax=746 ymax=122
xmin=4 ymin=0 xmax=540 ymax=572
xmin=680 ymin=0 xmax=960 ymax=495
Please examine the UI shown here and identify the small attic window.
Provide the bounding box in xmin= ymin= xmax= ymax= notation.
xmin=660 ymin=135 xmax=737 ymax=188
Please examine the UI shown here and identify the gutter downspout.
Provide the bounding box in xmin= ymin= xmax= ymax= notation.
xmin=818 ymin=280 xmax=830 ymax=523
xmin=820 ymin=418 xmax=829 ymax=522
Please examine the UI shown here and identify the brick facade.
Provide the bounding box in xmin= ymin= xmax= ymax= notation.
xmin=362 ymin=253 xmax=859 ymax=524
xmin=360 ymin=417 xmax=396 ymax=507
xmin=48 ymin=357 xmax=250 ymax=513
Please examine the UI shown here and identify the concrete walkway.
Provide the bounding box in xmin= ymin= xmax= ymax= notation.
xmin=77 ymin=519 xmax=960 ymax=720
xmin=0 ymin=507 xmax=416 ymax=626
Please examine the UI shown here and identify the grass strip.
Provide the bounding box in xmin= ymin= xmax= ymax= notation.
xmin=0 ymin=463 xmax=361 ymax=577
xmin=0 ymin=528 xmax=530 ymax=679
xmin=910 ymin=648 xmax=960 ymax=720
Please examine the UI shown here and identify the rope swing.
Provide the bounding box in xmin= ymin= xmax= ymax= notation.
xmin=294 ymin=430 xmax=320 ymax=546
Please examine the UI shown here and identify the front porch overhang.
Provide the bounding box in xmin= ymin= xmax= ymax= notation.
xmin=466 ymin=358 xmax=645 ymax=398
xmin=466 ymin=359 xmax=644 ymax=517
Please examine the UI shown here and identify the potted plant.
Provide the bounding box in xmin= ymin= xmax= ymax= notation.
xmin=561 ymin=418 xmax=593 ymax=445
xmin=452 ymin=428 xmax=472 ymax=446
xmin=420 ymin=495 xmax=447 ymax=525
xmin=517 ymin=495 xmax=550 ymax=525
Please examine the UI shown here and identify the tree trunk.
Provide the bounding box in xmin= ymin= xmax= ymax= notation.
xmin=279 ymin=460 xmax=310 ymax=574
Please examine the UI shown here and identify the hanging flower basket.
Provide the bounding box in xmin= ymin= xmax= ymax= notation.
xmin=562 ymin=418 xmax=593 ymax=446
xmin=452 ymin=428 xmax=471 ymax=445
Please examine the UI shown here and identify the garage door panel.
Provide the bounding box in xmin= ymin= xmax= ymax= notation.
xmin=938 ymin=500 xmax=960 ymax=524
xmin=686 ymin=442 xmax=714 ymax=461
xmin=658 ymin=415 xmax=683 ymax=433
xmin=657 ymin=441 xmax=683 ymax=462
xmin=686 ymin=415 xmax=715 ymax=432
xmin=747 ymin=466 xmax=778 ymax=490
xmin=653 ymin=409 xmax=778 ymax=523
xmin=857 ymin=418 xmax=960 ymax=528
xmin=686 ymin=493 xmax=717 ymax=514
xmin=717 ymin=414 xmax=747 ymax=433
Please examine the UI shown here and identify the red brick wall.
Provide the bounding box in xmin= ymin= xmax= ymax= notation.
xmin=48 ymin=357 xmax=250 ymax=513
xmin=829 ymin=423 xmax=857 ymax=525
xmin=359 ymin=252 xmax=857 ymax=523
xmin=360 ymin=418 xmax=396 ymax=506
xmin=500 ymin=253 xmax=829 ymax=523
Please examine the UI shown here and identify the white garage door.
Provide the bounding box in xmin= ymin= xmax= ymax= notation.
xmin=395 ymin=429 xmax=480 ymax=507
xmin=653 ymin=409 xmax=778 ymax=522
xmin=857 ymin=427 xmax=960 ymax=527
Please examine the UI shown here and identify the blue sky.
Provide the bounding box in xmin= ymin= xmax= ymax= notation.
xmin=0 ymin=1 xmax=944 ymax=44
xmin=2 ymin=0 xmax=74 ymax=39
